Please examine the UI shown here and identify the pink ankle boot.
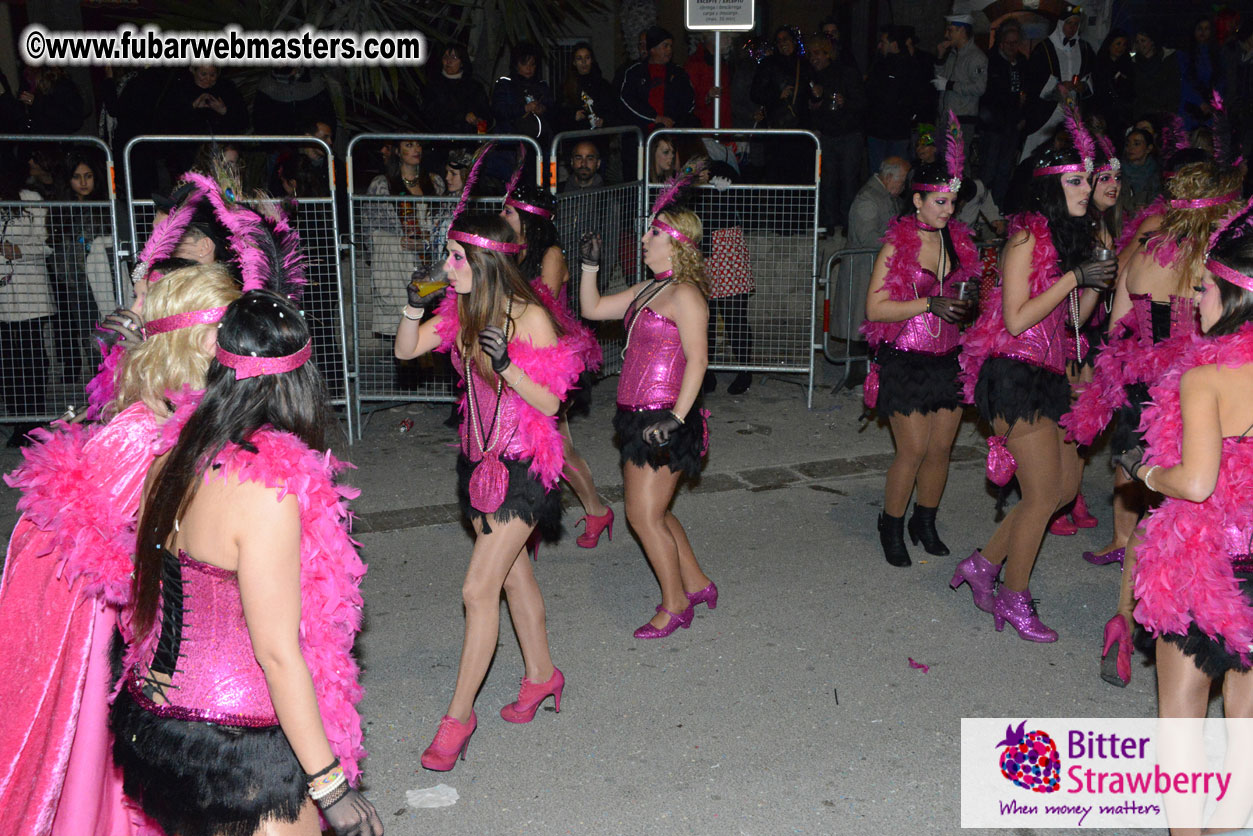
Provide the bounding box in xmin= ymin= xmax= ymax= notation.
xmin=949 ymin=550 xmax=999 ymax=613
xmin=993 ymin=586 xmax=1058 ymax=642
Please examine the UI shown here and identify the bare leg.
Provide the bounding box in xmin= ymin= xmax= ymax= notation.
xmin=914 ymin=407 xmax=963 ymax=507
xmin=624 ymin=462 xmax=690 ymax=629
xmin=256 ymin=798 xmax=320 ymax=835
xmin=1157 ymin=640 xmax=1212 ymax=836
xmin=559 ymin=414 xmax=608 ymax=517
xmin=501 ymin=548 xmax=556 ymax=684
xmin=446 ymin=515 xmax=535 ymax=722
xmin=884 ymin=412 xmax=930 ymax=517
xmin=1094 ymin=468 xmax=1143 ymax=555
xmin=1207 ymin=668 xmax=1253 ymax=832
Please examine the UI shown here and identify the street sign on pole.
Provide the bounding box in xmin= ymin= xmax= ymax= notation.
xmin=685 ymin=0 xmax=753 ymax=128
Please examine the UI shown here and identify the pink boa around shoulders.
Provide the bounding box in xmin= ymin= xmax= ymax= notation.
xmin=125 ymin=411 xmax=370 ymax=783
xmin=1115 ymin=196 xmax=1167 ymax=255
xmin=1133 ymin=324 xmax=1253 ymax=663
xmin=85 ymin=344 xmax=126 ymax=422
xmin=958 ymin=213 xmax=1060 ymax=403
xmin=860 ymin=217 xmax=979 ymax=350
xmin=530 ymin=277 xmax=603 ymax=373
xmin=433 ymin=288 xmax=582 ymax=489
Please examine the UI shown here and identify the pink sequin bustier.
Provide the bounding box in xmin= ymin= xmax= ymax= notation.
xmin=992 ymin=298 xmax=1069 ymax=373
xmin=126 ymin=551 xmax=278 ymax=727
xmin=457 ymin=369 xmax=530 ymax=462
xmin=617 ymin=306 xmax=685 ymax=411
xmin=890 ymin=270 xmax=961 ymax=355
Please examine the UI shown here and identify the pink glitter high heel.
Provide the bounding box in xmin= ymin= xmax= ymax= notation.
xmin=420 ymin=711 xmax=477 ymax=772
xmin=993 ymin=587 xmax=1058 ymax=643
xmin=633 ymin=603 xmax=694 ymax=639
xmin=500 ymin=667 xmax=564 ymax=723
xmin=575 ymin=507 xmax=614 ymax=548
xmin=685 ymin=581 xmax=719 ymax=610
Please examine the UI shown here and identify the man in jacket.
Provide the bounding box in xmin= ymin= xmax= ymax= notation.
xmin=866 ymin=27 xmax=918 ymax=174
xmin=807 ymin=36 xmax=866 ymax=233
xmin=619 ymin=26 xmax=696 ymax=133
xmin=978 ymin=20 xmax=1026 ymax=207
xmin=1131 ymin=26 xmax=1182 ymax=124
xmin=934 ymin=14 xmax=987 ymax=154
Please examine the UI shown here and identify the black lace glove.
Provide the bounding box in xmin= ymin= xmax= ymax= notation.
xmin=926 ymin=296 xmax=973 ymax=324
xmin=318 ymin=785 xmax=385 ymax=836
xmin=478 ymin=325 xmax=511 ymax=373
xmin=1113 ymin=445 xmax=1146 ymax=481
xmin=97 ymin=308 xmax=143 ymax=349
xmin=642 ymin=412 xmax=683 ymax=448
xmin=406 ymin=265 xmax=447 ymax=310
xmin=1075 ymin=258 xmax=1118 ymax=290
xmin=579 ymin=231 xmax=601 ymax=268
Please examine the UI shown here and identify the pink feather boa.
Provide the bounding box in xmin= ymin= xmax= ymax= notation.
xmin=860 ymin=216 xmax=979 ymax=350
xmin=84 ymin=343 xmax=126 ymax=421
xmin=1115 ymin=196 xmax=1167 ymax=254
xmin=120 ymin=400 xmax=369 ymax=783
xmin=530 ymin=277 xmax=603 ymax=373
xmin=432 ymin=290 xmax=581 ymax=489
xmin=958 ymin=213 xmax=1061 ymax=403
xmin=1062 ymin=296 xmax=1199 ymax=444
xmin=1133 ymin=324 xmax=1253 ymax=664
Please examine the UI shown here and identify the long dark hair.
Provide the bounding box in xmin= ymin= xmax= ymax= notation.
xmin=60 ymin=150 xmax=106 ymax=201
xmin=449 ymin=213 xmax=563 ymax=383
xmin=384 ymin=140 xmax=435 ymax=195
xmin=131 ymin=290 xmax=330 ymax=636
xmin=1182 ymin=15 xmax=1222 ymax=88
xmin=508 ymin=183 xmax=559 ymax=279
xmin=562 ymin=41 xmax=602 ymax=107
xmin=906 ymin=161 xmax=960 ymax=270
xmin=1027 ymin=147 xmax=1095 ymax=272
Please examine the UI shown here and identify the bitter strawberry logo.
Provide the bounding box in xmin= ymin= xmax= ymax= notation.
xmin=996 ymin=720 xmax=1061 ymax=793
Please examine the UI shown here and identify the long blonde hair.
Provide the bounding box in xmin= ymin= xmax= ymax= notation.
xmin=111 ymin=264 xmax=241 ymax=418
xmin=658 ymin=209 xmax=708 ymax=296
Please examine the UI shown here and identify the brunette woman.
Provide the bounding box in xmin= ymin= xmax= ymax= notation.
xmin=558 ymin=42 xmax=618 ymax=132
xmin=955 ymin=118 xmax=1117 ymax=641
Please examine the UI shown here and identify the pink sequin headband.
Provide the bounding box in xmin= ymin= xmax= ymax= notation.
xmin=1097 ymin=158 xmax=1121 ymax=174
xmin=651 ymin=218 xmax=695 ymax=248
xmin=143 ymin=306 xmax=229 ymax=336
xmin=216 ymin=340 xmax=312 ymax=379
xmin=1033 ymin=162 xmax=1090 ymax=177
xmin=504 ymin=195 xmax=554 ymax=219
xmin=914 ymin=181 xmax=957 ymax=194
xmin=1170 ymin=191 xmax=1241 ymax=210
xmin=1207 ymin=258 xmax=1253 ymax=293
xmin=447 ymin=229 xmax=525 ymax=254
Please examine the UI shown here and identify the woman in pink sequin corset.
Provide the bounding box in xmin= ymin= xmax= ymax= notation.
xmin=954 ymin=132 xmax=1116 ymax=643
xmin=501 ymin=181 xmax=613 ymax=550
xmin=863 ymin=159 xmax=978 ymax=568
xmin=395 ymin=211 xmax=580 ymax=771
xmin=111 ymin=291 xmax=381 ymax=836
xmin=0 ymin=260 xmax=239 ymax=836
xmin=1116 ymin=199 xmax=1253 ymax=757
xmin=578 ymin=204 xmax=717 ymax=640
xmin=1064 ymin=160 xmax=1242 ymax=686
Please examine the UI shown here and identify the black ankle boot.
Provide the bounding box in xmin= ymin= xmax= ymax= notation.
xmin=907 ymin=504 xmax=950 ymax=556
xmin=878 ymin=512 xmax=911 ymax=567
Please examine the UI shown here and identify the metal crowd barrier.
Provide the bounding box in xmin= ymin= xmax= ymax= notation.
xmin=549 ymin=126 xmax=645 ymax=377
xmin=646 ymin=128 xmax=822 ymax=407
xmin=122 ymin=135 xmax=354 ymax=441
xmin=819 ymin=246 xmax=878 ymax=391
xmin=345 ymin=133 xmax=542 ymax=438
xmin=0 ymin=136 xmax=120 ymax=426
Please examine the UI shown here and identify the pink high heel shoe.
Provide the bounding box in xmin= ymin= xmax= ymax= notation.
xmin=1071 ymin=493 xmax=1099 ymax=528
xmin=525 ymin=530 xmax=541 ymax=562
xmin=1082 ymin=547 xmax=1125 ymax=566
xmin=1100 ymin=614 xmax=1131 ymax=687
xmin=633 ymin=603 xmax=694 ymax=639
xmin=686 ymin=581 xmax=718 ymax=610
xmin=500 ymin=667 xmax=564 ymax=723
xmin=575 ymin=507 xmax=614 ymax=549
xmin=1048 ymin=512 xmax=1078 ymax=536
xmin=420 ymin=711 xmax=477 ymax=772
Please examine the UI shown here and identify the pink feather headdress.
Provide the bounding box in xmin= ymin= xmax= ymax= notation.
xmin=447 ymin=141 xmax=526 ymax=255
xmin=1034 ymin=105 xmax=1094 ymax=176
xmin=131 ymin=188 xmax=208 ymax=284
xmin=1096 ymin=134 xmax=1121 ymax=174
xmin=916 ymin=111 xmax=964 ymax=194
xmin=1206 ymin=195 xmax=1253 ymax=293
xmin=502 ymin=146 xmax=552 ymax=219
xmin=646 ymin=158 xmax=705 ymax=248
xmin=1211 ymin=89 xmax=1244 ymax=169
xmin=1159 ymin=114 xmax=1189 ymax=161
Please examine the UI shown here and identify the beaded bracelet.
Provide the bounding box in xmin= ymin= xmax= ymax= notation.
xmin=307 ymin=761 xmax=345 ymax=799
xmin=581 ymin=262 xmax=600 ymax=273
xmin=1143 ymin=465 xmax=1160 ymax=493
xmin=400 ymin=305 xmax=424 ymax=321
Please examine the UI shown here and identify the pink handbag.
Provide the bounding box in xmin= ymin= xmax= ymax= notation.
xmin=863 ymin=362 xmax=880 ymax=409
xmin=986 ymin=421 xmax=1019 ymax=486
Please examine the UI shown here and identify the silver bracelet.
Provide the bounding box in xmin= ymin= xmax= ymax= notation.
xmin=400 ymin=305 xmax=423 ymax=321
xmin=504 ymin=367 xmax=526 ymax=388
xmin=669 ymin=409 xmax=684 ymax=424
xmin=1143 ymin=465 xmax=1160 ymax=493
xmin=581 ymin=262 xmax=600 ymax=273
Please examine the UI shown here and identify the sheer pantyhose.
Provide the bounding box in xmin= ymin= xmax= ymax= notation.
xmin=558 ymin=414 xmax=608 ymax=517
xmin=981 ymin=418 xmax=1081 ymax=590
xmin=447 ymin=515 xmax=555 ymax=723
xmin=883 ymin=407 xmax=963 ymax=516
xmin=623 ymin=462 xmax=711 ymax=630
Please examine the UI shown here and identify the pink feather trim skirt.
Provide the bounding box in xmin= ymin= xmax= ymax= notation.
xmin=1156 ymin=566 xmax=1253 ymax=677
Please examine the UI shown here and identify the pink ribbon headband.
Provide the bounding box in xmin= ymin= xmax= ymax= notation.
xmin=1207 ymin=258 xmax=1253 ymax=294
xmin=1170 ymin=191 xmax=1241 ymax=210
xmin=447 ymin=229 xmax=525 ymax=254
xmin=651 ymin=219 xmax=695 ymax=248
xmin=144 ymin=306 xmax=229 ymax=337
xmin=504 ymin=196 xmax=554 ymax=219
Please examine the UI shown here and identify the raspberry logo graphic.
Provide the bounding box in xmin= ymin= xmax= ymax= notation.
xmin=996 ymin=720 xmax=1061 ymax=793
